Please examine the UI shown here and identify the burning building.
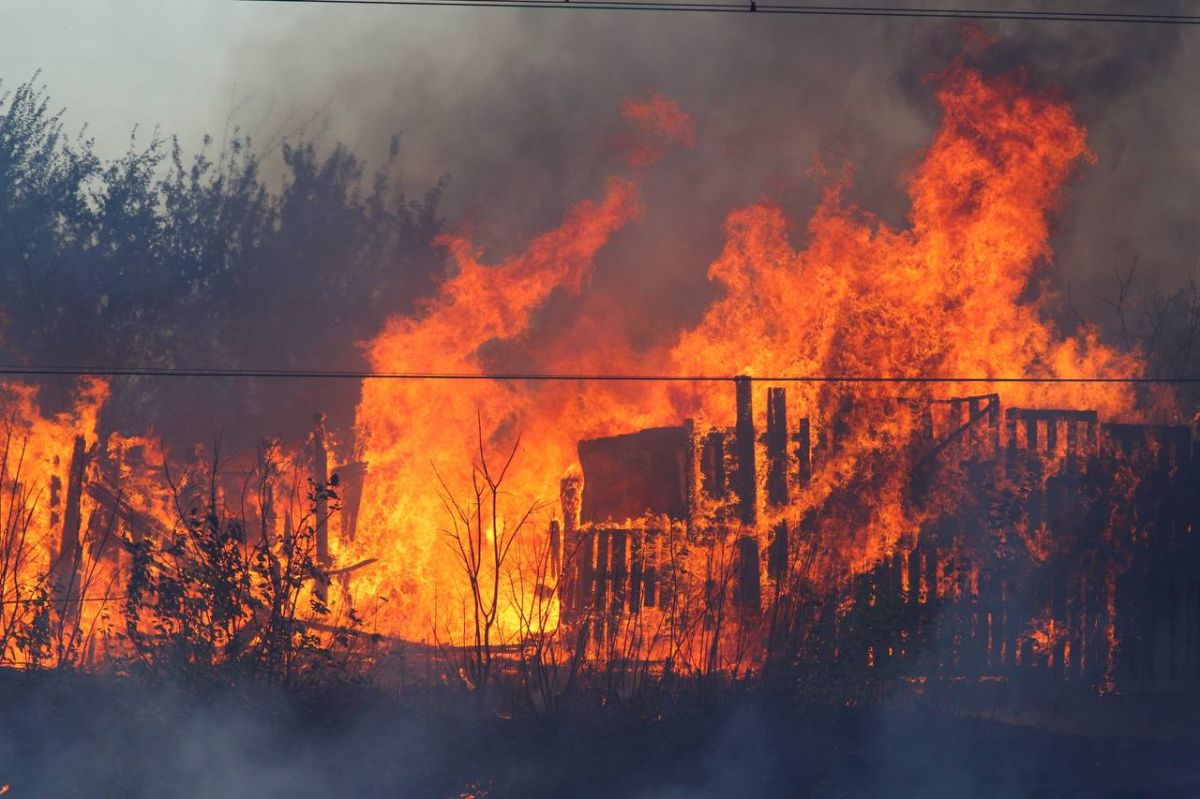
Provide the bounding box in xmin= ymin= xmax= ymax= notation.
xmin=1 ymin=53 xmax=1195 ymax=705
xmin=553 ymin=378 xmax=1200 ymax=695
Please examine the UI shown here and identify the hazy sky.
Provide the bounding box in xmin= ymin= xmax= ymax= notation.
xmin=0 ymin=1 xmax=247 ymax=154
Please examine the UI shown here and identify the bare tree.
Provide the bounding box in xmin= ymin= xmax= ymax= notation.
xmin=435 ymin=414 xmax=542 ymax=707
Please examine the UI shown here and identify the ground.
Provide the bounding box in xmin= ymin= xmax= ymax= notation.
xmin=2 ymin=669 xmax=1199 ymax=798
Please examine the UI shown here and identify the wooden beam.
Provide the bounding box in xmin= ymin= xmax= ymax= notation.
xmin=766 ymin=386 xmax=789 ymax=507
xmin=734 ymin=376 xmax=757 ymax=527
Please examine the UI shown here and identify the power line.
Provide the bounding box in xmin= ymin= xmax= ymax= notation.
xmin=234 ymin=0 xmax=1200 ymax=25
xmin=2 ymin=365 xmax=1198 ymax=383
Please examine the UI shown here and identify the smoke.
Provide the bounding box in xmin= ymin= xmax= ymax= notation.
xmin=3 ymin=1 xmax=1193 ymax=454
xmin=0 ymin=673 xmax=452 ymax=798
xmin=232 ymin=0 xmax=1200 ymax=341
xmin=4 ymin=671 xmax=1196 ymax=798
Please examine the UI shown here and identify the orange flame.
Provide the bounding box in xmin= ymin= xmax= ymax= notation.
xmin=0 ymin=55 xmax=1170 ymax=669
xmin=349 ymin=59 xmax=1160 ymax=643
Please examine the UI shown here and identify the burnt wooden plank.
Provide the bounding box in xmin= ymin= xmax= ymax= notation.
xmin=766 ymin=387 xmax=789 ymax=507
xmin=51 ymin=435 xmax=89 ymax=614
xmin=578 ymin=427 xmax=690 ymax=523
xmin=560 ymin=475 xmax=583 ymax=617
xmin=736 ymin=534 xmax=761 ymax=611
xmin=734 ymin=376 xmax=757 ymax=526
xmin=768 ymin=521 xmax=789 ymax=583
xmin=611 ymin=528 xmax=629 ymax=616
xmin=549 ymin=520 xmax=561 ymax=580
xmin=795 ymin=417 xmax=811 ymax=488
xmin=310 ymin=413 xmax=331 ymax=601
xmin=629 ymin=529 xmax=644 ymax=613
xmin=701 ymin=430 xmax=728 ymax=500
xmin=643 ymin=527 xmax=659 ymax=609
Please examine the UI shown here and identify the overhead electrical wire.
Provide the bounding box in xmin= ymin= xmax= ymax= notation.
xmin=234 ymin=0 xmax=1200 ymax=26
xmin=0 ymin=365 xmax=1197 ymax=383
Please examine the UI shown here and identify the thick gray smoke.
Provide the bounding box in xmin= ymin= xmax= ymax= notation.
xmin=233 ymin=0 xmax=1199 ymax=336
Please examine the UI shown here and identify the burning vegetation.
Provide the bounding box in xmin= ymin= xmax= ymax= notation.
xmin=0 ymin=51 xmax=1197 ymax=719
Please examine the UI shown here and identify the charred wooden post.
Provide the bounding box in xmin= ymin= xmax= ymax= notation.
xmin=51 ymin=436 xmax=89 ymax=617
xmin=594 ymin=528 xmax=611 ymax=644
xmin=763 ymin=388 xmax=792 ymax=583
xmin=766 ymin=387 xmax=789 ymax=507
xmin=767 ymin=521 xmax=788 ymax=583
xmin=967 ymin=396 xmax=982 ymax=454
xmin=560 ymin=474 xmax=583 ymax=616
xmin=548 ymin=520 xmax=562 ymax=581
xmin=988 ymin=395 xmax=1000 ymax=454
xmin=831 ymin=393 xmax=854 ymax=451
xmin=49 ymin=471 xmax=62 ymax=532
xmin=629 ymin=529 xmax=644 ymax=613
xmin=579 ymin=529 xmax=596 ymax=619
xmin=336 ymin=460 xmax=368 ymax=544
xmin=921 ymin=403 xmax=935 ymax=442
xmin=611 ymin=528 xmax=629 ymax=616
xmin=736 ymin=535 xmax=761 ymax=611
xmin=795 ymin=417 xmax=811 ymax=488
xmin=951 ymin=398 xmax=964 ymax=456
xmin=701 ymin=431 xmax=727 ymax=499
xmin=659 ymin=521 xmax=684 ymax=613
xmin=643 ymin=526 xmax=659 ymax=608
xmin=684 ymin=418 xmax=699 ymax=538
xmin=733 ymin=377 xmax=761 ymax=609
xmin=310 ymin=413 xmax=332 ymax=602
xmin=734 ymin=376 xmax=757 ymax=527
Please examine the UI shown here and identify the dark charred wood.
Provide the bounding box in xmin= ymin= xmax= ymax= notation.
xmin=51 ymin=436 xmax=90 ymax=617
xmin=701 ymin=430 xmax=727 ymax=499
xmin=578 ymin=427 xmax=690 ymax=523
xmin=333 ymin=460 xmax=368 ymax=544
xmin=767 ymin=521 xmax=788 ymax=583
xmin=610 ymin=528 xmax=628 ymax=617
xmin=766 ymin=387 xmax=789 ymax=507
xmin=643 ymin=527 xmax=659 ymax=609
xmin=561 ymin=474 xmax=583 ymax=617
xmin=310 ymin=413 xmax=331 ymax=602
xmin=548 ymin=520 xmax=561 ymax=581
xmin=794 ymin=416 xmax=811 ymax=488
xmin=734 ymin=376 xmax=757 ymax=527
xmin=629 ymin=529 xmax=644 ymax=614
xmin=736 ymin=534 xmax=761 ymax=611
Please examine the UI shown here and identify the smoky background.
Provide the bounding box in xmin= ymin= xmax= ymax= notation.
xmin=2 ymin=0 xmax=1199 ymax=455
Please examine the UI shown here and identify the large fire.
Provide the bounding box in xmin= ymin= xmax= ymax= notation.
xmin=0 ymin=52 xmax=1178 ymax=676
xmin=351 ymin=56 xmax=1156 ymax=643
